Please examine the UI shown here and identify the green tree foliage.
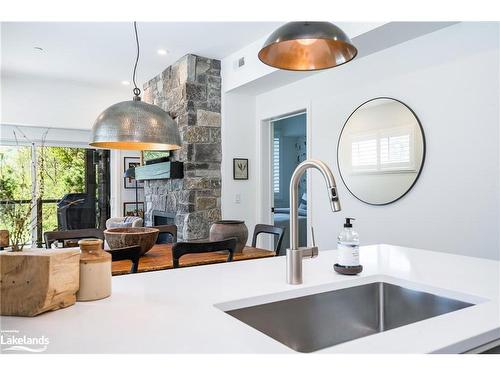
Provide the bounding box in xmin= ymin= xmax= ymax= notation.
xmin=40 ymin=147 xmax=85 ymax=199
xmin=0 ymin=145 xmax=86 ymax=246
xmin=0 ymin=146 xmax=34 ymax=249
xmin=0 ymin=172 xmax=16 ymax=200
xmin=0 ymin=146 xmax=32 ymax=200
xmin=38 ymin=146 xmax=86 ymax=233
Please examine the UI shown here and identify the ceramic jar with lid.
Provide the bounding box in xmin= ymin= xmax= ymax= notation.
xmin=209 ymin=220 xmax=248 ymax=253
xmin=76 ymin=239 xmax=111 ymax=301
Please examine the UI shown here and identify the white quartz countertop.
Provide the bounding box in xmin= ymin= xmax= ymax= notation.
xmin=1 ymin=244 xmax=499 ymax=354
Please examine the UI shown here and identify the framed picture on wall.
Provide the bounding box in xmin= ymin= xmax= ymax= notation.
xmin=233 ymin=158 xmax=249 ymax=180
xmin=124 ymin=157 xmax=144 ymax=189
xmin=123 ymin=202 xmax=144 ymax=218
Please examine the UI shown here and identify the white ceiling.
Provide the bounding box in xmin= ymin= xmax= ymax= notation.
xmin=1 ymin=22 xmax=284 ymax=87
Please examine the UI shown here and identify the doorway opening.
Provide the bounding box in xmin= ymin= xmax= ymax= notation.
xmin=270 ymin=112 xmax=307 ymax=254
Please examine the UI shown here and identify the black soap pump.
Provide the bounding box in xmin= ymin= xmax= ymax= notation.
xmin=334 ymin=217 xmax=363 ymax=275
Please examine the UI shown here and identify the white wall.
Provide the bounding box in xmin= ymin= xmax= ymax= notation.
xmin=222 ymin=22 xmax=500 ymax=260
xmin=222 ymin=36 xmax=275 ymax=93
xmin=221 ymin=91 xmax=258 ymax=239
xmin=109 ymin=150 xmax=144 ymax=219
xmin=1 ymin=72 xmax=129 ymax=130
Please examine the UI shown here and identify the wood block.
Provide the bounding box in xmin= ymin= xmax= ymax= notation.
xmin=0 ymin=249 xmax=80 ymax=317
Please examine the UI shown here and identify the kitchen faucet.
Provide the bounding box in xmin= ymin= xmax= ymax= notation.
xmin=287 ymin=159 xmax=341 ymax=285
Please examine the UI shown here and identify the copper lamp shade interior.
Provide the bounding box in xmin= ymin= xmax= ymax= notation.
xmin=258 ymin=22 xmax=358 ymax=71
xmin=90 ymin=99 xmax=182 ymax=151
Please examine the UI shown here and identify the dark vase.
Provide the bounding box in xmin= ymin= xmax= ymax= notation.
xmin=209 ymin=220 xmax=248 ymax=253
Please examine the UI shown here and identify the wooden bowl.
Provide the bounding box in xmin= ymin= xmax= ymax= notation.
xmin=104 ymin=227 xmax=159 ymax=256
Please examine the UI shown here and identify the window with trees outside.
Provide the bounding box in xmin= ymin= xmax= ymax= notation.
xmin=0 ymin=135 xmax=110 ymax=249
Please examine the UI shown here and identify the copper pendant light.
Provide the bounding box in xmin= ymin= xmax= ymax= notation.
xmin=90 ymin=22 xmax=181 ymax=151
xmin=258 ymin=22 xmax=358 ymax=71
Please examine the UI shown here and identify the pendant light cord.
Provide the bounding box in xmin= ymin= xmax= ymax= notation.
xmin=132 ymin=21 xmax=141 ymax=98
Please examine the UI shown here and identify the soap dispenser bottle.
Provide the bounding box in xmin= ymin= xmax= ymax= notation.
xmin=334 ymin=218 xmax=363 ymax=275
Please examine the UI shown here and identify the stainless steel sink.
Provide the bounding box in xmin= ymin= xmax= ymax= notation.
xmin=225 ymin=282 xmax=474 ymax=352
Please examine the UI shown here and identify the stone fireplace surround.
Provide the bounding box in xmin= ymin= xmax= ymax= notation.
xmin=142 ymin=54 xmax=222 ymax=241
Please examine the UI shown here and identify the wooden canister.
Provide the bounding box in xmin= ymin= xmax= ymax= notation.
xmin=0 ymin=230 xmax=9 ymax=248
xmin=76 ymin=239 xmax=111 ymax=301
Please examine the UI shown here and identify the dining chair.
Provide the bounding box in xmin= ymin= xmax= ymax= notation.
xmin=251 ymin=224 xmax=285 ymax=256
xmin=106 ymin=245 xmax=142 ymax=274
xmin=153 ymin=224 xmax=178 ymax=244
xmin=171 ymin=238 xmax=237 ymax=268
xmin=44 ymin=228 xmax=105 ymax=249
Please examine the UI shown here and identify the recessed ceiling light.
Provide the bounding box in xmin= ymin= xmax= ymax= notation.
xmin=34 ymin=47 xmax=44 ymax=52
xmin=157 ymin=49 xmax=168 ymax=56
xmin=121 ymin=80 xmax=130 ymax=86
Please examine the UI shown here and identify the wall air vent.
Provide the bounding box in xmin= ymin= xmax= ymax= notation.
xmin=234 ymin=56 xmax=245 ymax=70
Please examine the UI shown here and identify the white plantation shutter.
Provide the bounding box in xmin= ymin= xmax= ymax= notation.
xmin=351 ymin=138 xmax=377 ymax=168
xmin=350 ymin=126 xmax=415 ymax=173
xmin=273 ymin=137 xmax=280 ymax=193
xmin=380 ymin=134 xmax=410 ymax=166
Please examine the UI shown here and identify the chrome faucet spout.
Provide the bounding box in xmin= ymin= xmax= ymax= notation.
xmin=287 ymin=159 xmax=341 ymax=285
xmin=289 ymin=159 xmax=341 ymax=251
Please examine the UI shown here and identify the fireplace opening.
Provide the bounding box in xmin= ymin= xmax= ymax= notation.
xmin=153 ymin=210 xmax=176 ymax=243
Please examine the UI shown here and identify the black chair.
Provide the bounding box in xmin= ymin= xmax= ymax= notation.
xmin=251 ymin=224 xmax=286 ymax=256
xmin=106 ymin=245 xmax=142 ymax=274
xmin=153 ymin=224 xmax=177 ymax=244
xmin=44 ymin=228 xmax=104 ymax=249
xmin=171 ymin=238 xmax=237 ymax=269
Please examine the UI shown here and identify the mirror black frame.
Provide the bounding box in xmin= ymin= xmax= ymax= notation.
xmin=337 ymin=97 xmax=426 ymax=206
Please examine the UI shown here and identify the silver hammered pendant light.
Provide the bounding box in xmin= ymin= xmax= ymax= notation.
xmin=258 ymin=21 xmax=357 ymax=71
xmin=90 ymin=22 xmax=181 ymax=151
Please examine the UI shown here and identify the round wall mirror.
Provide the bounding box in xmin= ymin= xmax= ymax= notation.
xmin=337 ymin=98 xmax=425 ymax=205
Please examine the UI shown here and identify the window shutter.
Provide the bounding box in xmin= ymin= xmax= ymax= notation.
xmin=273 ymin=137 xmax=280 ymax=193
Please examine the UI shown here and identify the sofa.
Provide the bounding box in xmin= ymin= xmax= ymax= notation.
xmin=105 ymin=216 xmax=143 ymax=229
